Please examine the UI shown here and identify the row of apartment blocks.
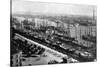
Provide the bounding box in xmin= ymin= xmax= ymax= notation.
xmin=12 ymin=16 xmax=96 ymax=42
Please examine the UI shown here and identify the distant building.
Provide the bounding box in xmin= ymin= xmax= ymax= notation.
xmin=34 ymin=18 xmax=57 ymax=28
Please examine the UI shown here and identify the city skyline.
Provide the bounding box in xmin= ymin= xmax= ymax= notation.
xmin=12 ymin=0 xmax=97 ymax=16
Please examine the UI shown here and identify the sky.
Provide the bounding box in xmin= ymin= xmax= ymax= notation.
xmin=12 ymin=0 xmax=97 ymax=16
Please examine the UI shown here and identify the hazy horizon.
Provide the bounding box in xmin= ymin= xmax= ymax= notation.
xmin=12 ymin=0 xmax=97 ymax=17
